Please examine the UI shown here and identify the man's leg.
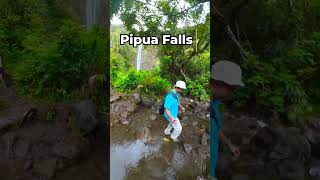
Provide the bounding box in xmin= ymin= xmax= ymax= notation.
xmin=170 ymin=118 xmax=182 ymax=140
xmin=164 ymin=122 xmax=173 ymax=135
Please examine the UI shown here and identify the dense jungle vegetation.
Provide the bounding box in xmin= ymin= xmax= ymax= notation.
xmin=0 ymin=0 xmax=107 ymax=111
xmin=110 ymin=0 xmax=211 ymax=101
xmin=213 ymin=0 xmax=320 ymax=124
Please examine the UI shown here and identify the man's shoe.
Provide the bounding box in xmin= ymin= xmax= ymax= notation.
xmin=171 ymin=137 xmax=179 ymax=142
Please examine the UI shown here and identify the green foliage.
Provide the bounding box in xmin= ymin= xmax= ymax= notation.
xmin=117 ymin=0 xmax=208 ymax=34
xmin=0 ymin=1 xmax=107 ymax=103
xmin=110 ymin=48 xmax=131 ymax=79
xmin=185 ymin=74 xmax=209 ymax=101
xmin=213 ymin=0 xmax=320 ymax=125
xmin=232 ymin=31 xmax=320 ymax=124
xmin=12 ymin=21 xmax=107 ymax=101
xmin=112 ymin=68 xmax=171 ymax=98
xmin=114 ymin=0 xmax=210 ymax=101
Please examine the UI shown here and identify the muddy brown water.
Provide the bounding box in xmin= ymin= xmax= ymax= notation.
xmin=110 ymin=107 xmax=209 ymax=180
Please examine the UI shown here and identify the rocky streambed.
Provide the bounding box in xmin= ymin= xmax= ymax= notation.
xmin=110 ymin=92 xmax=320 ymax=180
xmin=110 ymin=92 xmax=211 ymax=179
xmin=0 ymin=86 xmax=108 ymax=180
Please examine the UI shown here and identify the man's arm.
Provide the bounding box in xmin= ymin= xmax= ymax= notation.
xmin=165 ymin=108 xmax=176 ymax=123
xmin=219 ymin=130 xmax=240 ymax=158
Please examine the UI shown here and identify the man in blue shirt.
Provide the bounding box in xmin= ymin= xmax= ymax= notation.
xmin=210 ymin=61 xmax=244 ymax=179
xmin=164 ymin=80 xmax=186 ymax=142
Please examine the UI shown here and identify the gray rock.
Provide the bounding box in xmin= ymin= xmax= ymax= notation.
xmin=132 ymin=93 xmax=141 ymax=104
xmin=69 ymin=100 xmax=98 ymax=134
xmin=182 ymin=116 xmax=189 ymax=125
xmin=304 ymin=128 xmax=320 ymax=144
xmin=172 ymin=150 xmax=186 ymax=169
xmin=196 ymin=176 xmax=205 ymax=180
xmin=257 ymin=121 xmax=268 ymax=128
xmin=121 ymin=120 xmax=130 ymax=125
xmin=310 ymin=166 xmax=320 ymax=176
xmin=198 ymin=113 xmax=206 ymax=120
xmin=0 ymin=106 xmax=33 ymax=131
xmin=150 ymin=114 xmax=157 ymax=121
xmin=110 ymin=94 xmax=121 ymax=103
xmin=120 ymin=111 xmax=129 ymax=118
xmin=183 ymin=144 xmax=193 ymax=154
xmin=142 ymin=98 xmax=154 ymax=107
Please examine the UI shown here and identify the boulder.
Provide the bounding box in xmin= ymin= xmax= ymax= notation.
xmin=183 ymin=144 xmax=193 ymax=154
xmin=252 ymin=126 xmax=311 ymax=165
xmin=182 ymin=116 xmax=189 ymax=125
xmin=69 ymin=100 xmax=99 ymax=134
xmin=141 ymin=98 xmax=154 ymax=107
xmin=0 ymin=106 xmax=34 ymax=131
xmin=150 ymin=114 xmax=157 ymax=121
xmin=132 ymin=93 xmax=141 ymax=104
xmin=172 ymin=150 xmax=187 ymax=169
xmin=310 ymin=166 xmax=320 ymax=177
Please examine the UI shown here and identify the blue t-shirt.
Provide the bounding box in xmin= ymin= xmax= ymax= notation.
xmin=164 ymin=89 xmax=180 ymax=122
xmin=210 ymin=99 xmax=222 ymax=177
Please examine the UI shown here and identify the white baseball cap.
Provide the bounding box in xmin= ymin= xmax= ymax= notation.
xmin=211 ymin=61 xmax=244 ymax=86
xmin=175 ymin=80 xmax=187 ymax=89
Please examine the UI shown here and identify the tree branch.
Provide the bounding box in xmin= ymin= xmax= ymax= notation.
xmin=181 ymin=40 xmax=210 ymax=67
xmin=212 ymin=4 xmax=249 ymax=60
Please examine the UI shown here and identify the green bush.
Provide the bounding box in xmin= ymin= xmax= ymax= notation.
xmin=112 ymin=67 xmax=171 ymax=99
xmin=185 ymin=74 xmax=210 ymax=101
xmin=110 ymin=49 xmax=131 ymax=80
xmin=234 ymin=50 xmax=315 ymax=124
xmin=12 ymin=21 xmax=107 ymax=101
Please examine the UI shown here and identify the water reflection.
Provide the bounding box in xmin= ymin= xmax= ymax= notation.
xmin=110 ymin=140 xmax=161 ymax=180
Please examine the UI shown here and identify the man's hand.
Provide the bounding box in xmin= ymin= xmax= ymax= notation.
xmin=228 ymin=143 xmax=240 ymax=159
xmin=171 ymin=118 xmax=176 ymax=124
xmin=219 ymin=130 xmax=240 ymax=159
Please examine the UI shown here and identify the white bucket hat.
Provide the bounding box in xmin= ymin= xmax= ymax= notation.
xmin=211 ymin=61 xmax=244 ymax=86
xmin=175 ymin=80 xmax=186 ymax=89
